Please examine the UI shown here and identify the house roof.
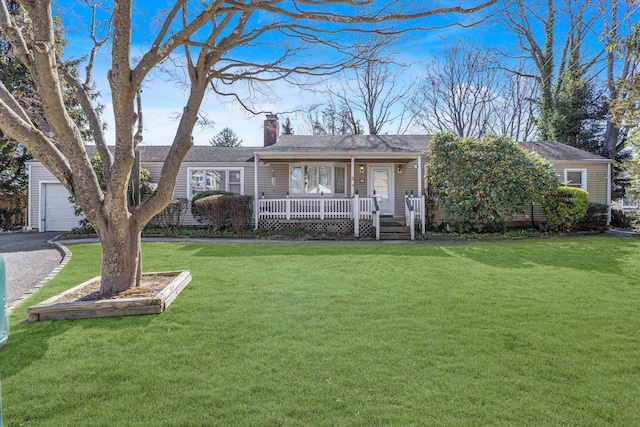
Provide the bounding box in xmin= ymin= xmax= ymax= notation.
xmin=518 ymin=141 xmax=610 ymax=162
xmin=33 ymin=137 xmax=609 ymax=165
xmin=81 ymin=145 xmax=256 ymax=163
xmin=259 ymin=135 xmax=431 ymax=154
xmin=137 ymin=145 xmax=255 ymax=163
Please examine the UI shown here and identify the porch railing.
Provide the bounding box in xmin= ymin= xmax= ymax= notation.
xmin=259 ymin=198 xmax=353 ymax=220
xmin=405 ymin=196 xmax=415 ymax=240
xmin=405 ymin=194 xmax=426 ymax=235
xmin=256 ymin=193 xmax=424 ymax=240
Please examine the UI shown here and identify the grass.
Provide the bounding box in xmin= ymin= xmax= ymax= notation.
xmin=2 ymin=236 xmax=640 ymax=426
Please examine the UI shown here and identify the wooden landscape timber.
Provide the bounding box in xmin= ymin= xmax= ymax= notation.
xmin=27 ymin=270 xmax=192 ymax=322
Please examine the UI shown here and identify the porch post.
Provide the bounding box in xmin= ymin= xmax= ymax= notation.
xmin=417 ymin=155 xmax=422 ymax=196
xmin=353 ymin=192 xmax=360 ymax=237
xmin=254 ymin=154 xmax=259 ymax=229
xmin=421 ymin=195 xmax=426 ymax=233
xmin=350 ymin=157 xmax=355 ymax=197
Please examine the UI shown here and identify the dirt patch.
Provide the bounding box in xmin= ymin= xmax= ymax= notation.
xmin=56 ymin=272 xmax=180 ymax=303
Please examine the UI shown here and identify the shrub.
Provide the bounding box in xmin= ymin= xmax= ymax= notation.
xmin=193 ymin=194 xmax=253 ymax=232
xmin=194 ymin=195 xmax=227 ymax=230
xmin=0 ymin=206 xmax=22 ymax=230
xmin=575 ymin=203 xmax=608 ymax=232
xmin=544 ymin=186 xmax=589 ymax=232
xmin=151 ymin=198 xmax=189 ymax=230
xmin=629 ymin=211 xmax=640 ymax=233
xmin=428 ymin=133 xmax=559 ymax=233
xmin=611 ymin=210 xmax=631 ymax=228
xmin=191 ymin=190 xmax=234 ymax=224
xmin=225 ymin=195 xmax=253 ymax=232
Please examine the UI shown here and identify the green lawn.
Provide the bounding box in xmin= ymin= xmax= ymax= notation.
xmin=2 ymin=236 xmax=639 ymax=426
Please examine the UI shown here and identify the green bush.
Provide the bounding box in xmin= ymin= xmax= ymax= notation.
xmin=544 ymin=186 xmax=589 ymax=232
xmin=629 ymin=211 xmax=640 ymax=233
xmin=575 ymin=202 xmax=608 ymax=232
xmin=428 ymin=133 xmax=559 ymax=233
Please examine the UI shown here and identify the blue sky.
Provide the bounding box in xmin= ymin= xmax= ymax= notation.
xmin=52 ymin=1 xmax=615 ymax=147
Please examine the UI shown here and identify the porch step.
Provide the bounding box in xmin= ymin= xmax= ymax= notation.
xmin=378 ymin=218 xmax=411 ymax=240
xmin=379 ymin=232 xmax=412 ymax=240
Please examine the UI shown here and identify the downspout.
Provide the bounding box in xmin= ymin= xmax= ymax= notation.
xmin=417 ymin=155 xmax=422 ymax=195
xmin=607 ymin=162 xmax=612 ymax=226
xmin=27 ymin=163 xmax=32 ymax=230
xmin=254 ymin=154 xmax=259 ymax=230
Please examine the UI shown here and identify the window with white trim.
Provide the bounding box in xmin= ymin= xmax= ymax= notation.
xmin=189 ymin=168 xmax=243 ymax=198
xmin=289 ymin=164 xmax=346 ymax=195
xmin=564 ymin=169 xmax=587 ymax=190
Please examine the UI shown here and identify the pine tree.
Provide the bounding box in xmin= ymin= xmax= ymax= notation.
xmin=209 ymin=127 xmax=242 ymax=147
xmin=281 ymin=117 xmax=294 ymax=135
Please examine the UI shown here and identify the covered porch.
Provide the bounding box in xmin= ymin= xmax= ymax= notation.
xmin=253 ymin=134 xmax=429 ymax=239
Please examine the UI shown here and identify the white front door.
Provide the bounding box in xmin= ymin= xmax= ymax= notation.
xmin=370 ymin=166 xmax=394 ymax=216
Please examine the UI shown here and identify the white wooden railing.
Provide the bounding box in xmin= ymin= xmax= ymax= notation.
xmin=258 ymin=196 xmax=376 ymax=221
xmin=405 ymin=197 xmax=415 ymax=240
xmin=259 ymin=198 xmax=353 ymax=220
xmin=257 ymin=193 xmax=422 ymax=240
xmin=405 ymin=194 xmax=426 ymax=237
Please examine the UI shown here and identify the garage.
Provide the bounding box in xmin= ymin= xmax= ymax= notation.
xmin=41 ymin=183 xmax=80 ymax=231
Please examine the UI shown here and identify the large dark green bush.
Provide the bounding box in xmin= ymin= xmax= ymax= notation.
xmin=428 ymin=133 xmax=559 ymax=232
xmin=575 ymin=203 xmax=608 ymax=232
xmin=544 ymin=186 xmax=589 ymax=232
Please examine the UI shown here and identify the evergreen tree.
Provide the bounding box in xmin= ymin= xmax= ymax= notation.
xmin=209 ymin=127 xmax=242 ymax=147
xmin=0 ymin=0 xmax=90 ymax=195
xmin=0 ymin=1 xmax=33 ymax=195
xmin=281 ymin=117 xmax=294 ymax=135
xmin=548 ymin=67 xmax=608 ymax=154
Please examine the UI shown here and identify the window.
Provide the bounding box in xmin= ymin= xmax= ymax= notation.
xmin=289 ymin=164 xmax=346 ymax=195
xmin=188 ymin=168 xmax=243 ymax=198
xmin=564 ymin=169 xmax=587 ymax=190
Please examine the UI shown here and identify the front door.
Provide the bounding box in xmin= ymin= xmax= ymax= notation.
xmin=370 ymin=166 xmax=394 ymax=216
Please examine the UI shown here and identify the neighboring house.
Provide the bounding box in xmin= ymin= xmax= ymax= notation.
xmin=28 ymin=115 xmax=612 ymax=237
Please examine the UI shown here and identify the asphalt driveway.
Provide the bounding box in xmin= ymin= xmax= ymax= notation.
xmin=0 ymin=231 xmax=64 ymax=306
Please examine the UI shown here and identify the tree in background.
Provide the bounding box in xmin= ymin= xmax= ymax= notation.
xmin=547 ymin=63 xmax=608 ymax=154
xmin=281 ymin=117 xmax=294 ymax=135
xmin=611 ymin=23 xmax=640 ymax=229
xmin=0 ymin=0 xmax=88 ymax=200
xmin=0 ymin=0 xmax=497 ymax=295
xmin=210 ymin=127 xmax=242 ymax=147
xmin=327 ymin=39 xmax=414 ymax=135
xmin=428 ymin=133 xmax=559 ymax=232
xmin=411 ymin=43 xmax=538 ymax=140
xmin=304 ymin=102 xmax=362 ymax=135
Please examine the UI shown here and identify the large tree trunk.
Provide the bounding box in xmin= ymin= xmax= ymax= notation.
xmin=97 ymin=222 xmax=142 ymax=295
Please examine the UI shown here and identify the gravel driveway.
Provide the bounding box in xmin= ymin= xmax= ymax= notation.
xmin=0 ymin=231 xmax=64 ymax=306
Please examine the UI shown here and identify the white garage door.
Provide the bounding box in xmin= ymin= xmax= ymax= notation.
xmin=42 ymin=183 xmax=80 ymax=231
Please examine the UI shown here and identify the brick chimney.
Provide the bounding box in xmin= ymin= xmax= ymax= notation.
xmin=264 ymin=114 xmax=279 ymax=147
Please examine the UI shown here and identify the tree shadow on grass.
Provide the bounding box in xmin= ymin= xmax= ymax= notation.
xmin=0 ymin=313 xmax=154 ymax=381
xmin=449 ymin=236 xmax=639 ymax=275
xmin=172 ymin=242 xmax=457 ymax=259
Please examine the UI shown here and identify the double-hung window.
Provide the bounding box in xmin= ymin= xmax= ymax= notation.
xmin=289 ymin=164 xmax=346 ymax=195
xmin=189 ymin=168 xmax=243 ymax=198
xmin=564 ymin=169 xmax=587 ymax=191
